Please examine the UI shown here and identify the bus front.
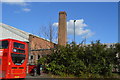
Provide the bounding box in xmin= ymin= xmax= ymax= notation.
xmin=0 ymin=39 xmax=28 ymax=79
xmin=8 ymin=39 xmax=28 ymax=79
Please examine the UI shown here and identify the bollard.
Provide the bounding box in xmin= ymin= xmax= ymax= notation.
xmin=40 ymin=65 xmax=43 ymax=75
xmin=33 ymin=68 xmax=37 ymax=76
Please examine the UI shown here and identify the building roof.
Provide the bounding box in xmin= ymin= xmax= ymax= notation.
xmin=0 ymin=23 xmax=29 ymax=42
xmin=0 ymin=23 xmax=56 ymax=44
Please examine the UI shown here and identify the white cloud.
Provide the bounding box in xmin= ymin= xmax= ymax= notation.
xmin=53 ymin=19 xmax=94 ymax=38
xmin=53 ymin=23 xmax=58 ymax=27
xmin=53 ymin=38 xmax=58 ymax=43
xmin=22 ymin=8 xmax=31 ymax=12
xmin=1 ymin=0 xmax=28 ymax=6
xmin=2 ymin=0 xmax=31 ymax=13
xmin=82 ymin=31 xmax=94 ymax=39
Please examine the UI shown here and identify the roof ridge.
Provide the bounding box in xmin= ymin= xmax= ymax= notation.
xmin=0 ymin=23 xmax=29 ymax=35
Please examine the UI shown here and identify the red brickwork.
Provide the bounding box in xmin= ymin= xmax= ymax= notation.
xmin=58 ymin=11 xmax=67 ymax=46
xmin=29 ymin=34 xmax=55 ymax=64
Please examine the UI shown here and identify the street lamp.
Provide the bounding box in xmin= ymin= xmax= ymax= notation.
xmin=74 ymin=20 xmax=76 ymax=43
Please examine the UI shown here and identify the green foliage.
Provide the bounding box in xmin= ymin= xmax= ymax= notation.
xmin=38 ymin=40 xmax=120 ymax=78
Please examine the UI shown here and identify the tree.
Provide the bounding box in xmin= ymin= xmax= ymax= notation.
xmin=38 ymin=23 xmax=57 ymax=43
xmin=114 ymin=43 xmax=120 ymax=72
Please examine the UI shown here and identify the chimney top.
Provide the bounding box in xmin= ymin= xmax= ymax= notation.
xmin=59 ymin=11 xmax=67 ymax=16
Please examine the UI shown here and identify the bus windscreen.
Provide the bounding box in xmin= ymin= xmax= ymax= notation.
xmin=0 ymin=40 xmax=9 ymax=49
xmin=11 ymin=53 xmax=26 ymax=65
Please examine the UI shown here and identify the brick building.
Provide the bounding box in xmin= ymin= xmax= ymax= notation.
xmin=29 ymin=34 xmax=55 ymax=64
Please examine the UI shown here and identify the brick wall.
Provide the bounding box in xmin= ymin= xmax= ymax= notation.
xmin=28 ymin=34 xmax=55 ymax=64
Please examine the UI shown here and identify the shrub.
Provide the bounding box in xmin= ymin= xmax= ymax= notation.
xmin=38 ymin=41 xmax=120 ymax=77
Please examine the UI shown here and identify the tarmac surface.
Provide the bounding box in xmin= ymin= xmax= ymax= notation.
xmin=26 ymin=73 xmax=51 ymax=78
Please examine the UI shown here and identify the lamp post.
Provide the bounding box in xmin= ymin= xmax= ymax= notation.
xmin=74 ymin=20 xmax=76 ymax=43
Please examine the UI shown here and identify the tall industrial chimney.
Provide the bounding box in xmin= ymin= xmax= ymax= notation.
xmin=58 ymin=11 xmax=67 ymax=46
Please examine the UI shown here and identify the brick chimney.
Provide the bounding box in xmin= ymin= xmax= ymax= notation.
xmin=58 ymin=11 xmax=67 ymax=46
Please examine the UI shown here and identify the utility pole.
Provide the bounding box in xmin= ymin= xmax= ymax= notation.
xmin=74 ymin=20 xmax=76 ymax=43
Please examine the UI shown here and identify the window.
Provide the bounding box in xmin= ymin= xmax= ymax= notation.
xmin=0 ymin=40 xmax=9 ymax=49
xmin=11 ymin=53 xmax=26 ymax=65
xmin=38 ymin=55 xmax=40 ymax=59
xmin=13 ymin=42 xmax=25 ymax=53
xmin=13 ymin=48 xmax=25 ymax=53
xmin=31 ymin=55 xmax=33 ymax=59
xmin=14 ymin=42 xmax=25 ymax=49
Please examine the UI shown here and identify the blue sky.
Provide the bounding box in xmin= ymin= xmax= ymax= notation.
xmin=2 ymin=2 xmax=118 ymax=44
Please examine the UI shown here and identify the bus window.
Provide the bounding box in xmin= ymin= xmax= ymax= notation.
xmin=11 ymin=53 xmax=26 ymax=65
xmin=0 ymin=40 xmax=9 ymax=49
xmin=14 ymin=42 xmax=25 ymax=49
xmin=13 ymin=48 xmax=25 ymax=53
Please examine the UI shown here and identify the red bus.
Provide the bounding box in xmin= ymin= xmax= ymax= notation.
xmin=0 ymin=39 xmax=28 ymax=79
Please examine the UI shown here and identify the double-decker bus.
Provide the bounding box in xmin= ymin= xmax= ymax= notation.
xmin=0 ymin=39 xmax=28 ymax=79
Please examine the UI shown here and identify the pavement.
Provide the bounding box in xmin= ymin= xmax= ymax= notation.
xmin=26 ymin=73 xmax=52 ymax=78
